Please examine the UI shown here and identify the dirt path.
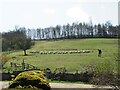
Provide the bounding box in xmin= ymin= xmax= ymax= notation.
xmin=50 ymin=83 xmax=95 ymax=88
xmin=0 ymin=81 xmax=113 ymax=90
xmin=50 ymin=83 xmax=113 ymax=89
xmin=0 ymin=81 xmax=9 ymax=90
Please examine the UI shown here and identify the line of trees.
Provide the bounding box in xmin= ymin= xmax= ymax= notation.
xmin=1 ymin=21 xmax=119 ymax=53
xmin=25 ymin=21 xmax=119 ymax=40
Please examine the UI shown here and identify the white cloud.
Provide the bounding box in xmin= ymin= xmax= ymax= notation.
xmin=43 ymin=8 xmax=55 ymax=15
xmin=66 ymin=7 xmax=90 ymax=22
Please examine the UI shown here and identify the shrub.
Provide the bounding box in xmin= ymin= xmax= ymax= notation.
xmin=84 ymin=60 xmax=119 ymax=89
xmin=79 ymin=59 xmax=119 ymax=89
xmin=9 ymin=70 xmax=51 ymax=90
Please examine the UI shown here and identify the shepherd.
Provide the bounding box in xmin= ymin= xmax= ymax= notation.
xmin=98 ymin=49 xmax=102 ymax=57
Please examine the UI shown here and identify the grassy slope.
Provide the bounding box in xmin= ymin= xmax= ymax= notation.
xmin=4 ymin=38 xmax=118 ymax=72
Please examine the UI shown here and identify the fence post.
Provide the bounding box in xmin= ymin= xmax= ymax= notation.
xmin=22 ymin=59 xmax=25 ymax=71
xmin=10 ymin=62 xmax=12 ymax=67
xmin=116 ymin=60 xmax=120 ymax=87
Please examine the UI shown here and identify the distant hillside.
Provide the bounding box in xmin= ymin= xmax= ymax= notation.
xmin=4 ymin=38 xmax=118 ymax=72
xmin=31 ymin=38 xmax=118 ymax=51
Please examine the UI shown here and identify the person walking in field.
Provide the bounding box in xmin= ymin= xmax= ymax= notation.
xmin=98 ymin=49 xmax=102 ymax=57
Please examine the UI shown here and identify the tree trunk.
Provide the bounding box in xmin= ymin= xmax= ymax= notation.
xmin=24 ymin=50 xmax=27 ymax=56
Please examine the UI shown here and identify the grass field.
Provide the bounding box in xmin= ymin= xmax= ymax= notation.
xmin=4 ymin=38 xmax=118 ymax=72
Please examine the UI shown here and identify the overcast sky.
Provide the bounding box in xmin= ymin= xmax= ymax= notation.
xmin=0 ymin=0 xmax=119 ymax=32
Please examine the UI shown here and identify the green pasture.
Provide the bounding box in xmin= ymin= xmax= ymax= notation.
xmin=3 ymin=38 xmax=118 ymax=72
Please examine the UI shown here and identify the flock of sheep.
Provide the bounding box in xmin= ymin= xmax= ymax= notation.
xmin=30 ymin=50 xmax=91 ymax=54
